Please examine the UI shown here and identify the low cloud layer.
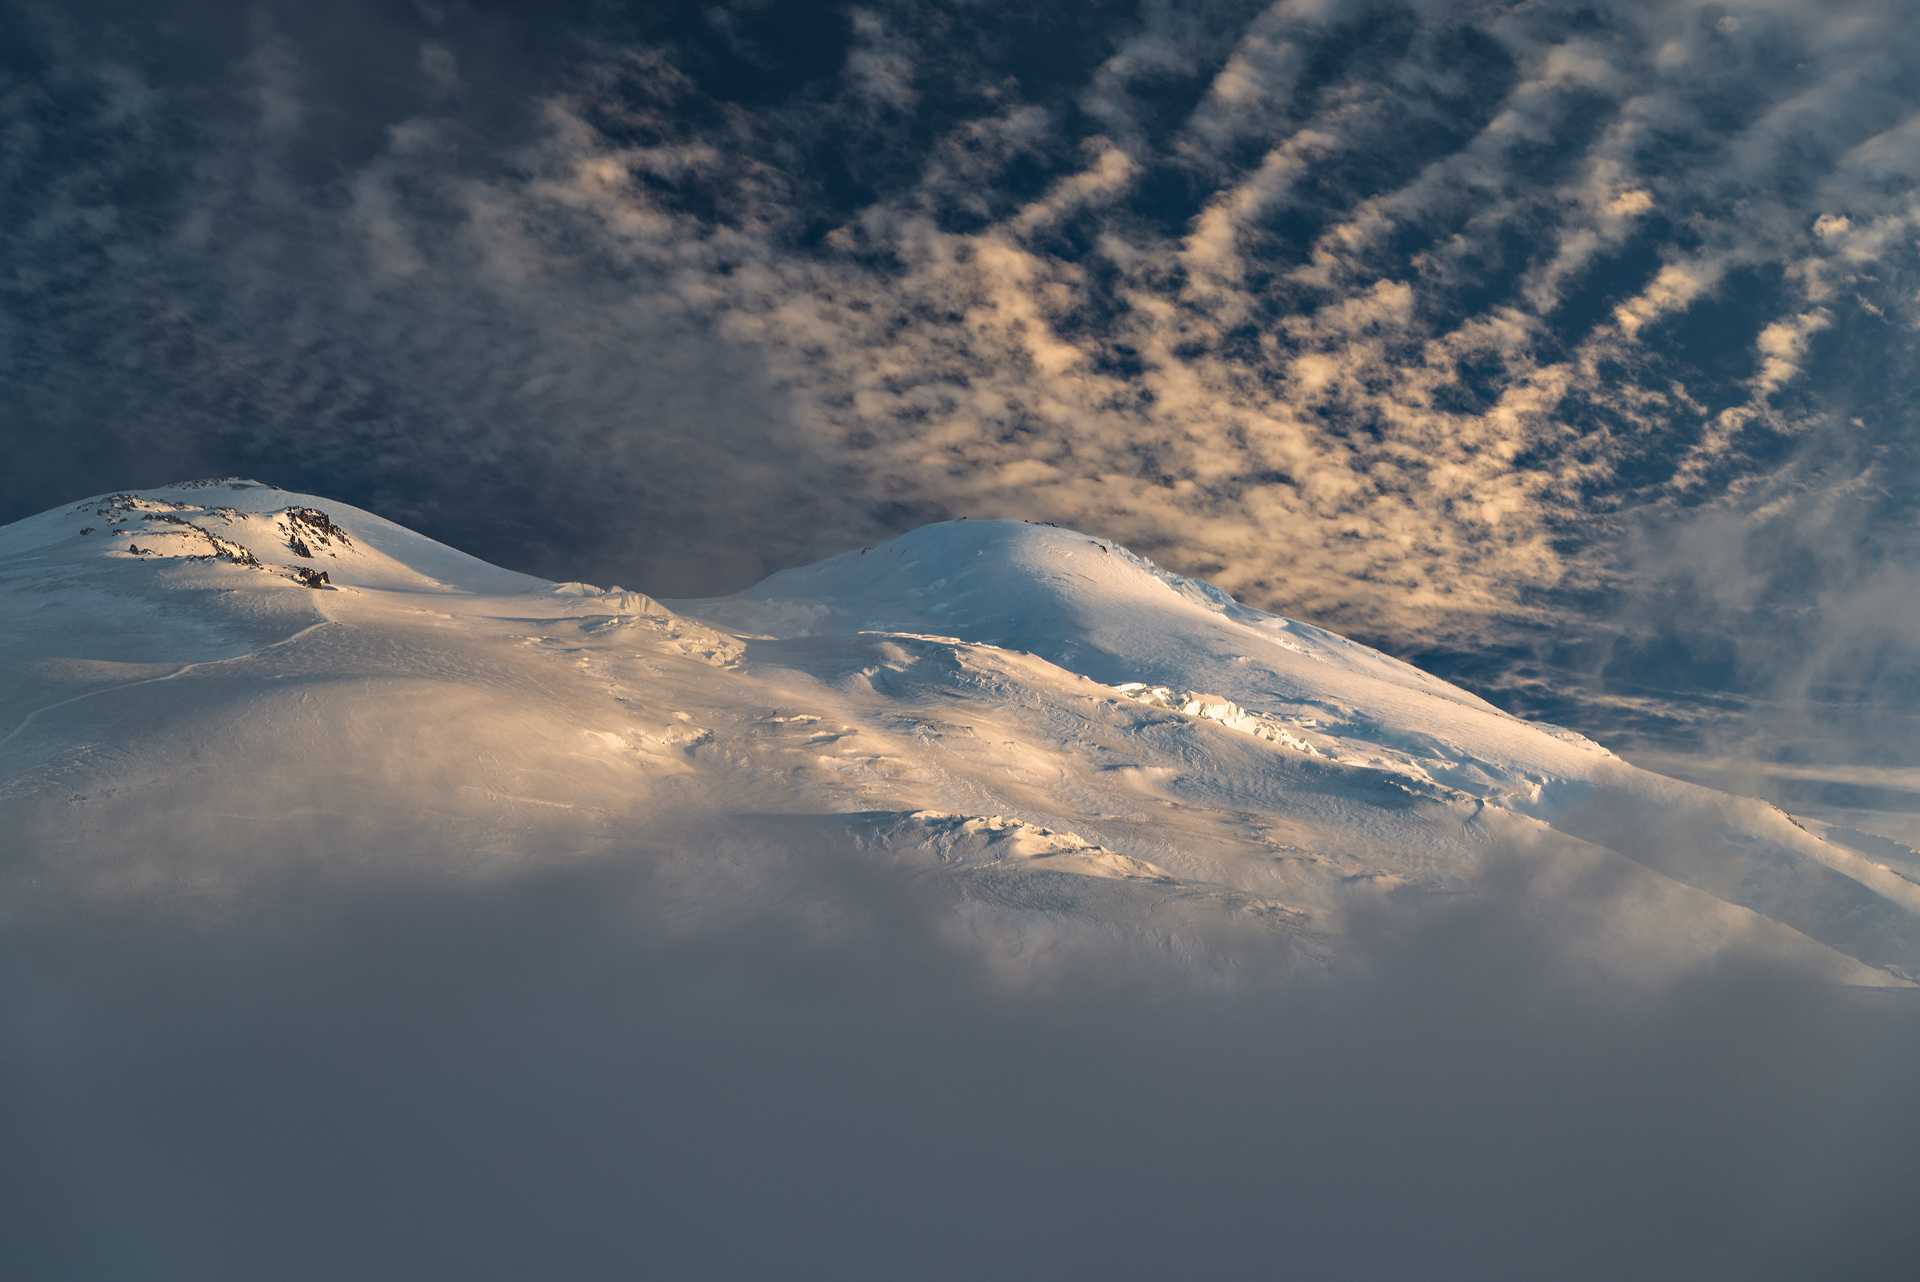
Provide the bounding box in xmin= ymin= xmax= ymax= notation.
xmin=6 ymin=827 xmax=1919 ymax=1281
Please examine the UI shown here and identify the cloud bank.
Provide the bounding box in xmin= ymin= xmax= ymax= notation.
xmin=6 ymin=818 xmax=1920 ymax=1281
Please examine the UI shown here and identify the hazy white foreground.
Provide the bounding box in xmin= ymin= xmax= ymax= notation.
xmin=3 ymin=479 xmax=1917 ymax=986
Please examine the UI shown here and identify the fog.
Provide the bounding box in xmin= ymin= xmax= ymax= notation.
xmin=6 ymin=826 xmax=1916 ymax=1281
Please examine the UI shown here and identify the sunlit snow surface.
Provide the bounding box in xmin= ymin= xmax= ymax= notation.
xmin=3 ymin=479 xmax=1916 ymax=987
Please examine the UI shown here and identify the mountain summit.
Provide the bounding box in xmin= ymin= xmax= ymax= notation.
xmin=4 ymin=480 xmax=1917 ymax=984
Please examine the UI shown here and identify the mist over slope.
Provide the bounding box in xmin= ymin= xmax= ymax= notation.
xmin=4 ymin=480 xmax=1920 ymax=1279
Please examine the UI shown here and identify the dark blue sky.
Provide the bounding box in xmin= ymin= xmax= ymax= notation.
xmin=6 ymin=0 xmax=1920 ymax=819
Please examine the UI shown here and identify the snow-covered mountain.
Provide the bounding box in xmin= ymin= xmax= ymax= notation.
xmin=4 ymin=479 xmax=1917 ymax=986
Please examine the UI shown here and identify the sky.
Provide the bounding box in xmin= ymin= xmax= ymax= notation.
xmin=6 ymin=0 xmax=1920 ymax=827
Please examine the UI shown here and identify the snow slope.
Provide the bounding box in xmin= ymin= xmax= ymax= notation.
xmin=4 ymin=483 xmax=1917 ymax=985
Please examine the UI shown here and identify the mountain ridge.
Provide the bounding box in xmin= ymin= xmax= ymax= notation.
xmin=3 ymin=479 xmax=1916 ymax=986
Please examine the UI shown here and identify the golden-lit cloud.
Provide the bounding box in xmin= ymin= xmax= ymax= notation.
xmin=9 ymin=0 xmax=1920 ymax=656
